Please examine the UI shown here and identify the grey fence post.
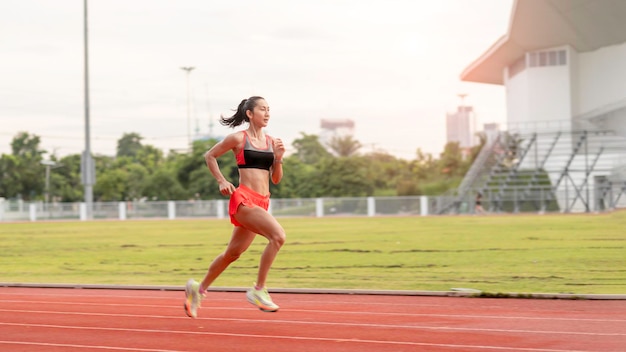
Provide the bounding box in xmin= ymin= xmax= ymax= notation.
xmin=168 ymin=201 xmax=176 ymax=220
xmin=29 ymin=203 xmax=37 ymax=222
xmin=217 ymin=200 xmax=225 ymax=219
xmin=420 ymin=196 xmax=428 ymax=216
xmin=119 ymin=202 xmax=126 ymax=220
xmin=367 ymin=197 xmax=375 ymax=217
xmin=80 ymin=203 xmax=87 ymax=221
xmin=316 ymin=198 xmax=324 ymax=217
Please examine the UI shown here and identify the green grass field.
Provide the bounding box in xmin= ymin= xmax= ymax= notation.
xmin=1 ymin=211 xmax=625 ymax=295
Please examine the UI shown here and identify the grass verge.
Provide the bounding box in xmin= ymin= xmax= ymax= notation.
xmin=1 ymin=210 xmax=624 ymax=294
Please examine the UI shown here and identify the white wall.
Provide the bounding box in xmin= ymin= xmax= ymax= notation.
xmin=505 ymin=43 xmax=626 ymax=133
xmin=576 ymin=42 xmax=626 ymax=115
xmin=574 ymin=42 xmax=626 ymax=138
xmin=527 ymin=64 xmax=571 ymax=128
xmin=504 ymin=66 xmax=530 ymax=131
xmin=604 ymin=110 xmax=626 ymax=136
xmin=504 ymin=48 xmax=572 ymax=134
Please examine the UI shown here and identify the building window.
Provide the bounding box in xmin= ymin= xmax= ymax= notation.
xmin=528 ymin=49 xmax=567 ymax=67
xmin=539 ymin=51 xmax=548 ymax=66
xmin=558 ymin=50 xmax=566 ymax=65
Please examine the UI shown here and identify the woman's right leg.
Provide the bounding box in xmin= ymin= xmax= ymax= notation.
xmin=199 ymin=226 xmax=256 ymax=292
xmin=232 ymin=206 xmax=286 ymax=289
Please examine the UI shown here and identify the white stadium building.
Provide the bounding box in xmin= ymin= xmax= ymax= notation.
xmin=449 ymin=0 xmax=626 ymax=213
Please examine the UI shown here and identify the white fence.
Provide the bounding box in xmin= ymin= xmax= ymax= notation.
xmin=0 ymin=188 xmax=623 ymax=222
xmin=0 ymin=196 xmax=433 ymax=222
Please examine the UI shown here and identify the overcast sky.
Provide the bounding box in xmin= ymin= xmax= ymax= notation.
xmin=0 ymin=0 xmax=513 ymax=160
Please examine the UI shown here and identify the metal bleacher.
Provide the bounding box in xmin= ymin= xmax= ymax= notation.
xmin=442 ymin=128 xmax=626 ymax=214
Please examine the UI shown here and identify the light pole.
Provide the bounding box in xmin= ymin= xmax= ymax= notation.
xmin=82 ymin=0 xmax=95 ymax=219
xmin=180 ymin=66 xmax=195 ymax=148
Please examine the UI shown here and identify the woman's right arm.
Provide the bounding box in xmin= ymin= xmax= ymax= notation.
xmin=204 ymin=133 xmax=241 ymax=196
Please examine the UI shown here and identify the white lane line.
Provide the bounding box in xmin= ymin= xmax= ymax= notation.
xmin=1 ymin=300 xmax=624 ymax=323
xmin=0 ymin=290 xmax=606 ymax=312
xmin=0 ymin=292 xmax=446 ymax=308
xmin=0 ymin=324 xmax=595 ymax=352
xmin=0 ymin=341 xmax=181 ymax=352
xmin=0 ymin=310 xmax=624 ymax=337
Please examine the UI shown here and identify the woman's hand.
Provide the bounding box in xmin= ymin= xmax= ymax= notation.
xmin=218 ymin=180 xmax=236 ymax=196
xmin=273 ymin=138 xmax=285 ymax=161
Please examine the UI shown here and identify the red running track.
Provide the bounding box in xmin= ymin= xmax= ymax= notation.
xmin=0 ymin=287 xmax=624 ymax=351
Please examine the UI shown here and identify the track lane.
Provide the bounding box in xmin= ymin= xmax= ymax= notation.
xmin=0 ymin=287 xmax=624 ymax=352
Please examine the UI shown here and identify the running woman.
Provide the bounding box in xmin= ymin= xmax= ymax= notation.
xmin=184 ymin=96 xmax=286 ymax=318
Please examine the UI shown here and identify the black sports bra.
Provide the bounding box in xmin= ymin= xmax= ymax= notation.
xmin=235 ymin=131 xmax=274 ymax=171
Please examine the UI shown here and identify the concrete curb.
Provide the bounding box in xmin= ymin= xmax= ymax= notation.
xmin=1 ymin=282 xmax=624 ymax=300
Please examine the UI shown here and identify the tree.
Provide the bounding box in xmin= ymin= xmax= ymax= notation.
xmin=94 ymin=168 xmax=128 ymax=201
xmin=0 ymin=154 xmax=21 ymax=198
xmin=142 ymin=169 xmax=187 ymax=200
xmin=187 ymin=166 xmax=219 ymax=199
xmin=55 ymin=154 xmax=82 ymax=202
xmin=5 ymin=132 xmax=47 ymax=200
xmin=270 ymin=156 xmax=314 ymax=198
xmin=11 ymin=132 xmax=45 ymax=158
xmin=361 ymin=151 xmax=404 ymax=195
xmin=185 ymin=140 xmax=230 ymax=200
xmin=413 ymin=148 xmax=437 ymax=180
xmin=135 ymin=145 xmax=163 ymax=173
xmin=116 ymin=132 xmax=144 ymax=159
xmin=439 ymin=142 xmax=464 ymax=178
xmin=327 ymin=135 xmax=361 ymax=157
xmin=309 ymin=157 xmax=374 ymax=197
xmin=292 ymin=133 xmax=331 ymax=164
xmin=173 ymin=139 xmax=232 ymax=199
xmin=124 ymin=163 xmax=149 ymax=200
xmin=2 ymin=129 xmax=486 ymax=202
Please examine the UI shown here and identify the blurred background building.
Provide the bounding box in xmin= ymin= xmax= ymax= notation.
xmin=319 ymin=118 xmax=355 ymax=146
xmin=446 ymin=104 xmax=476 ymax=151
xmin=449 ymin=0 xmax=626 ymax=213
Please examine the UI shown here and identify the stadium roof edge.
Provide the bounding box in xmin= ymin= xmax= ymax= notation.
xmin=461 ymin=0 xmax=626 ymax=85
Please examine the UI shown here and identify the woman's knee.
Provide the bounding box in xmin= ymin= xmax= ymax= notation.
xmin=272 ymin=228 xmax=286 ymax=248
xmin=222 ymin=249 xmax=243 ymax=263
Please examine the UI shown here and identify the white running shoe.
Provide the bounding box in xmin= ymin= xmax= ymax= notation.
xmin=184 ymin=279 xmax=202 ymax=318
xmin=246 ymin=285 xmax=279 ymax=312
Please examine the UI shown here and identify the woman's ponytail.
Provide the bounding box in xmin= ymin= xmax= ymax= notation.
xmin=219 ymin=96 xmax=264 ymax=128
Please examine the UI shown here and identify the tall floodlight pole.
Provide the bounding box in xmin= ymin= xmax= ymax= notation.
xmin=82 ymin=0 xmax=95 ymax=220
xmin=180 ymin=66 xmax=195 ymax=148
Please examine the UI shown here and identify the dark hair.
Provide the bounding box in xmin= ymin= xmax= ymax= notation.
xmin=220 ymin=96 xmax=265 ymax=128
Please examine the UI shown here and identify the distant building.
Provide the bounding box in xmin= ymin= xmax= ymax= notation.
xmin=319 ymin=118 xmax=355 ymax=146
xmin=446 ymin=105 xmax=477 ymax=150
xmin=482 ymin=122 xmax=500 ymax=143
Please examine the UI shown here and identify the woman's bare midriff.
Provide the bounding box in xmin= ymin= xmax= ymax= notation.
xmin=238 ymin=169 xmax=271 ymax=195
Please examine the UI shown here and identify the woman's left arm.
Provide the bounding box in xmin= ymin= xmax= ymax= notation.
xmin=271 ymin=137 xmax=285 ymax=184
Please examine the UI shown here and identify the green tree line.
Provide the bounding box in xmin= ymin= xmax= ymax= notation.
xmin=0 ymin=131 xmax=484 ymax=202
